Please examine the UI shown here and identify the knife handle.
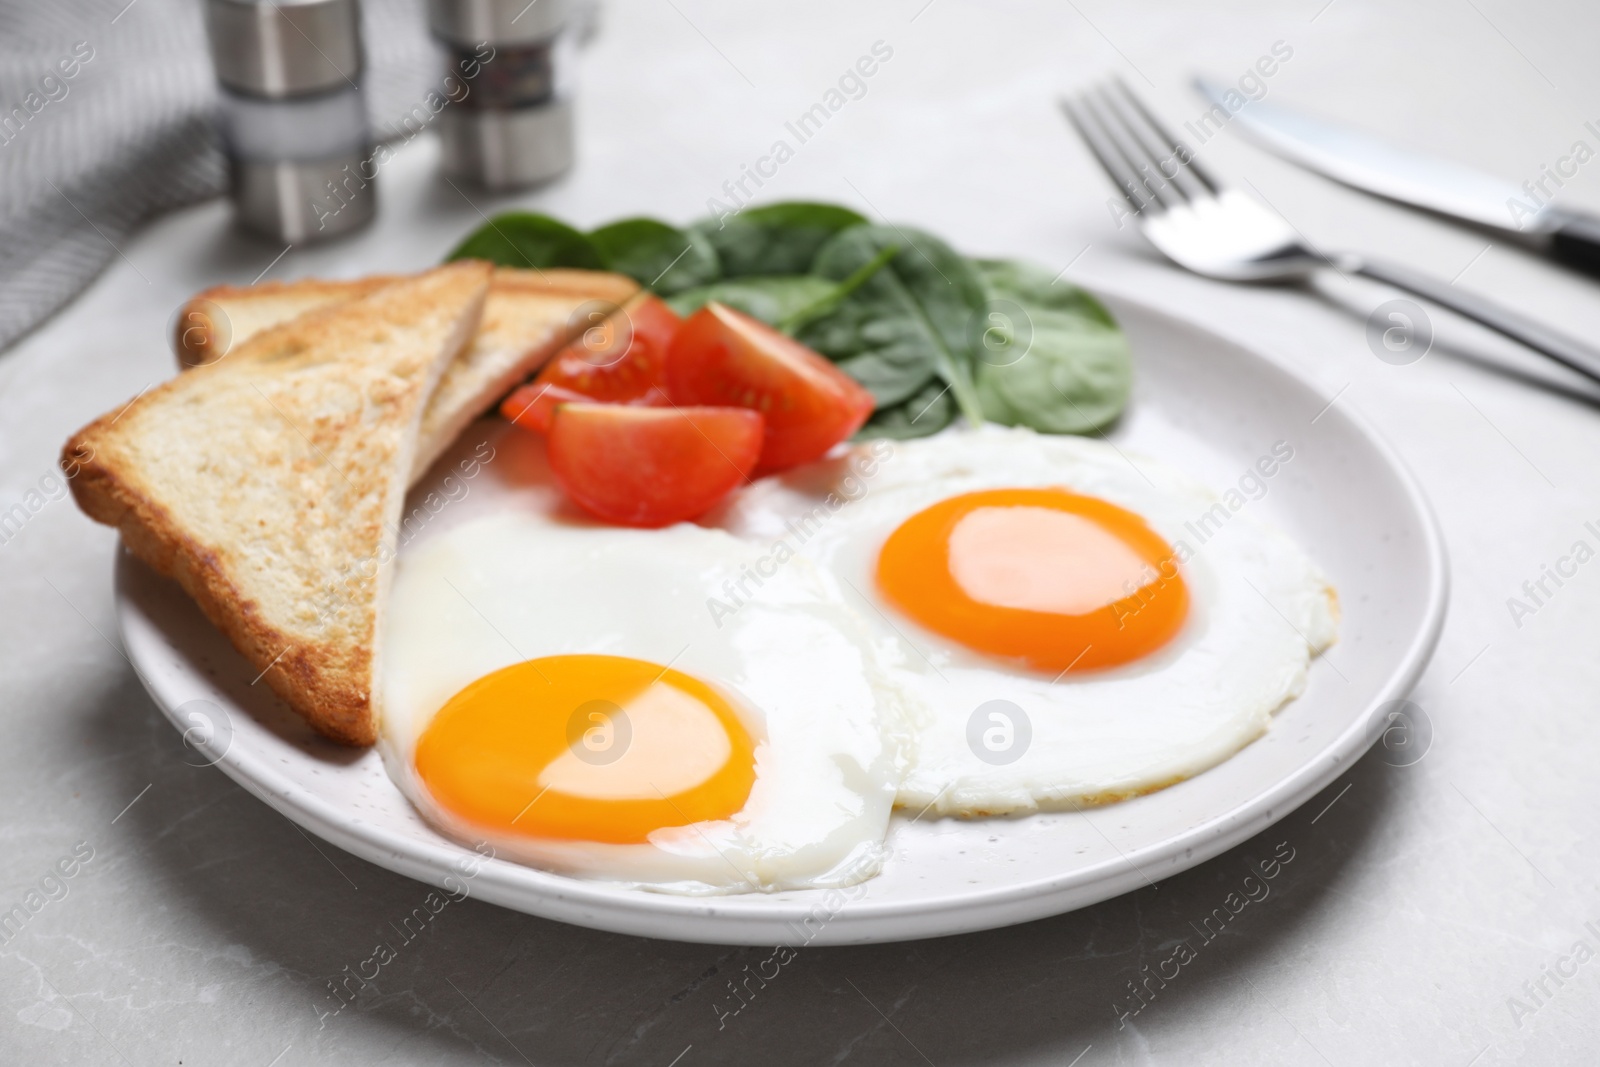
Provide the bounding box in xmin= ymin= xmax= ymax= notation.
xmin=1353 ymin=256 xmax=1600 ymax=387
xmin=1550 ymin=215 xmax=1600 ymax=277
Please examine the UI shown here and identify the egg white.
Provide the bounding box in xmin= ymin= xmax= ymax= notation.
xmin=714 ymin=425 xmax=1339 ymax=817
xmin=380 ymin=500 xmax=911 ymax=894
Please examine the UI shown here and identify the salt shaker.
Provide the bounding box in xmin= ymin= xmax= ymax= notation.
xmin=428 ymin=0 xmax=575 ymax=190
xmin=204 ymin=0 xmax=376 ymax=243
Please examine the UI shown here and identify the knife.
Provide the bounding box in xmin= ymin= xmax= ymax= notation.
xmin=1194 ymin=78 xmax=1600 ymax=276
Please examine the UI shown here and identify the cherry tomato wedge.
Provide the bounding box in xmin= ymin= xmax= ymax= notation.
xmin=534 ymin=292 xmax=681 ymax=403
xmin=546 ymin=403 xmax=763 ymax=527
xmin=500 ymin=381 xmax=590 ymax=435
xmin=665 ymin=302 xmax=874 ymax=472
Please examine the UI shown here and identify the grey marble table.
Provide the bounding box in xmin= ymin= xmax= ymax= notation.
xmin=6 ymin=0 xmax=1600 ymax=1063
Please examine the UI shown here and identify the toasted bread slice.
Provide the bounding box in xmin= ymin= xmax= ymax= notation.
xmin=175 ymin=276 xmax=403 ymax=368
xmin=176 ymin=268 xmax=641 ymax=479
xmin=414 ymin=269 xmax=638 ymax=478
xmin=65 ymin=262 xmax=494 ymax=745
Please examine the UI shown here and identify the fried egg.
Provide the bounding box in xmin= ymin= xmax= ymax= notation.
xmin=715 ymin=426 xmax=1338 ymax=817
xmin=380 ymin=511 xmax=909 ymax=894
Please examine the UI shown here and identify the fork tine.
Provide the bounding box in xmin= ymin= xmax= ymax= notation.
xmin=1094 ymin=84 xmax=1197 ymax=204
xmin=1088 ymin=88 xmax=1190 ymax=211
xmin=1075 ymin=87 xmax=1164 ymax=207
xmin=1059 ymin=95 xmax=1151 ymax=215
xmin=1109 ymin=78 xmax=1222 ymax=195
xmin=1067 ymin=89 xmax=1181 ymax=213
xmin=1083 ymin=85 xmax=1184 ymax=210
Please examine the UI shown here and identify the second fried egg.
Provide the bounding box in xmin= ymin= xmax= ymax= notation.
xmin=715 ymin=426 xmax=1338 ymax=817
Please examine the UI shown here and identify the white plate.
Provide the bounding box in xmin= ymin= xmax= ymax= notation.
xmin=115 ymin=295 xmax=1448 ymax=946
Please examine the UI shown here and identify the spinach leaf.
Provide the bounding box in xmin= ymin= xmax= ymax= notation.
xmin=446 ymin=212 xmax=606 ymax=270
xmin=588 ymin=217 xmax=720 ymax=294
xmin=800 ymin=225 xmax=986 ymax=421
xmin=969 ymin=259 xmax=1132 ymax=434
xmin=776 ymin=244 xmax=897 ymax=335
xmin=441 ymin=208 xmax=1129 ymax=437
xmin=690 ymin=202 xmax=867 ymax=277
xmin=854 ymin=379 xmax=955 ymax=440
xmin=666 ymin=276 xmax=836 ymax=326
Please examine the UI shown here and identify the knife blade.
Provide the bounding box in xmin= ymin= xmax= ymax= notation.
xmin=1194 ymin=78 xmax=1600 ymax=275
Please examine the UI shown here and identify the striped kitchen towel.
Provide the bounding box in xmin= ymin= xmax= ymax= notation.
xmin=0 ymin=0 xmax=438 ymax=352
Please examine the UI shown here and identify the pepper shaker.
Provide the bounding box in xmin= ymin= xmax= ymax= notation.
xmin=428 ymin=0 xmax=576 ymax=190
xmin=204 ymin=0 xmax=376 ymax=243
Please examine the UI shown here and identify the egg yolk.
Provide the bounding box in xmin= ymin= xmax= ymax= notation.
xmin=875 ymin=488 xmax=1188 ymax=671
xmin=414 ymin=654 xmax=757 ymax=845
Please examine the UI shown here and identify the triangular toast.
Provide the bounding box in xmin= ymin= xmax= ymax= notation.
xmin=176 ymin=267 xmax=641 ymax=481
xmin=64 ymin=262 xmax=493 ymax=745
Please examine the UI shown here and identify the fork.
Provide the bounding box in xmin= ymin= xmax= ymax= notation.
xmin=1062 ymin=81 xmax=1600 ymax=387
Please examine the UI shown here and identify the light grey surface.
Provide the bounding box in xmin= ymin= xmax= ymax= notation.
xmin=4 ymin=0 xmax=1600 ymax=1063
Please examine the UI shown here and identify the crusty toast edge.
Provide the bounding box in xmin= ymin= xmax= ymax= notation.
xmin=64 ymin=263 xmax=494 ymax=745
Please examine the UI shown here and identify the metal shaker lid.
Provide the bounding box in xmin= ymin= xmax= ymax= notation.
xmin=428 ymin=0 xmax=569 ymax=46
xmin=204 ymin=0 xmax=364 ymax=99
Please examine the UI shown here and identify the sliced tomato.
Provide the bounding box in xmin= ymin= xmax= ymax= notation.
xmin=665 ymin=302 xmax=874 ymax=472
xmin=534 ymin=292 xmax=681 ymax=402
xmin=547 ymin=403 xmax=763 ymax=527
xmin=500 ymin=381 xmax=591 ymax=435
